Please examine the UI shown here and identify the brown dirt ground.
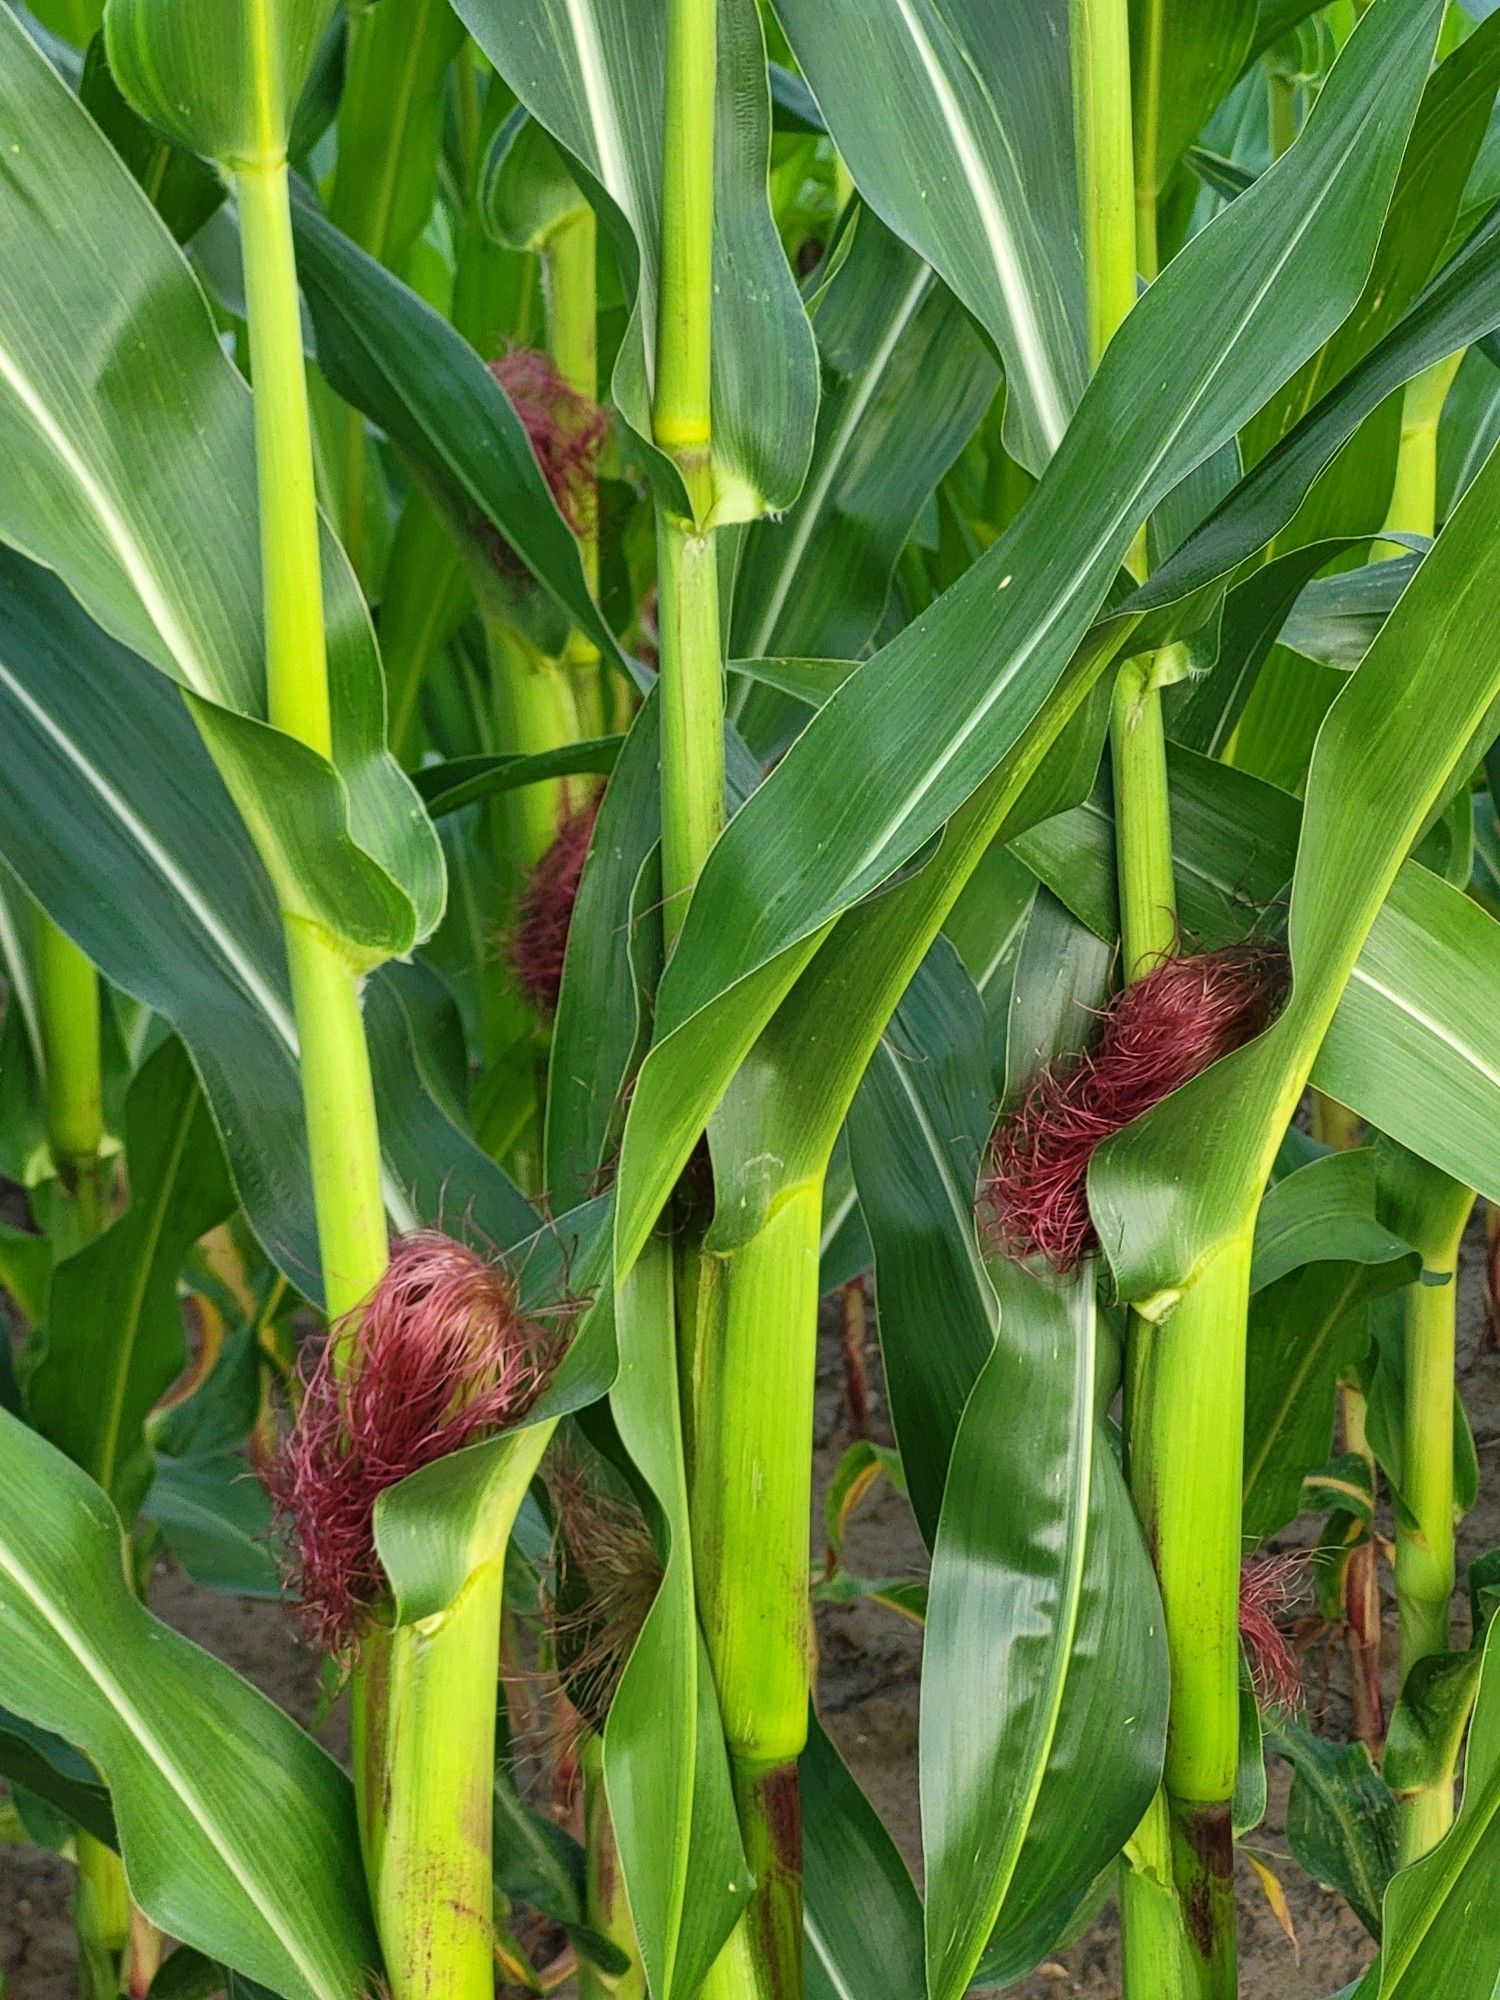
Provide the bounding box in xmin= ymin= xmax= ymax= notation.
xmin=3 ymin=1224 xmax=1494 ymax=1998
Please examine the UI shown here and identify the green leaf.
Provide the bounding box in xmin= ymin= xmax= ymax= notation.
xmin=453 ymin=0 xmax=818 ymax=524
xmin=613 ymin=0 xmax=1441 ymax=1279
xmin=0 ymin=1704 xmax=116 ymax=1848
xmin=145 ymin=1449 xmax=282 ymax=1599
xmin=1242 ymin=1150 xmax=1421 ymax=1541
xmin=79 ymin=34 xmax=225 ymax=243
xmin=26 ymin=1037 xmax=233 ymax=1521
xmin=1134 ymin=1 xmax=1258 ymax=204
xmin=1369 ymin=1623 xmax=1500 ymax=1989
xmin=772 ymin=0 xmax=1087 ymax=472
xmin=481 ymin=107 xmax=592 ymax=254
xmin=286 ymin=185 xmax=627 ymax=672
xmin=0 ymin=16 xmax=443 ymax=967
xmin=0 ymin=548 xmax=535 ymax=1300
xmin=604 ymin=1241 xmax=751 ymax=2000
xmin=845 ymin=941 xmax=997 ymax=1544
xmin=802 ymin=1715 xmax=924 ymax=2000
xmin=413 ymin=738 xmax=623 ymax=820
xmin=1268 ymin=1714 xmax=1399 ymax=1937
xmin=103 ymin=0 xmax=336 ymax=165
xmin=922 ymin=1269 xmax=1168 ymax=2000
xmin=328 ymin=0 xmax=463 ymax=276
xmin=0 ymin=1408 xmax=378 ymax=2000
xmin=1094 ymin=418 xmax=1500 ymax=1313
xmin=730 ymin=212 xmax=998 ymax=663
xmin=544 ymin=697 xmax=663 ymax=1209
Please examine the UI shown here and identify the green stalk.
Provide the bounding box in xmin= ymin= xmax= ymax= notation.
xmin=351 ymin=1563 xmax=507 ymax=2000
xmin=487 ymin=617 xmax=584 ymax=870
xmin=33 ymin=914 xmax=143 ymax=1983
xmin=1143 ymin=1235 xmax=1256 ymax=2000
xmin=238 ymin=154 xmax=510 ymax=2000
xmin=34 ymin=908 xmax=105 ymax=1246
xmin=653 ymin=0 xmax=724 ymax=940
xmin=1374 ymin=349 xmax=1470 ymax=1861
xmin=691 ymin=1183 xmax=823 ymax=2000
xmin=235 ymin=158 xmax=389 ymax=1325
xmin=1379 ymin=352 xmax=1464 ymax=559
xmin=1380 ymin=1154 xmax=1474 ymax=1859
xmin=579 ymin=1730 xmax=646 ymax=2000
xmin=544 ymin=204 xmax=606 ymax=737
xmin=1072 ymin=6 xmax=1225 ymax=1987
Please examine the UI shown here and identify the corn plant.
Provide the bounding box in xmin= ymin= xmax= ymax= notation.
xmin=2 ymin=0 xmax=1500 ymax=1997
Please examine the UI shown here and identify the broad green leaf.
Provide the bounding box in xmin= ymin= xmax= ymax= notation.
xmin=0 ymin=549 xmax=535 ymax=1299
xmin=1242 ymin=1150 xmax=1420 ymax=1541
xmin=846 ymin=941 xmax=997 ymax=1544
xmin=615 ymin=0 xmax=1440 ymax=1278
xmin=0 ymin=18 xmax=442 ymax=966
xmin=1279 ymin=552 xmax=1420 ymax=670
xmin=1241 ymin=15 xmax=1500 ymax=494
xmin=481 ymin=107 xmax=591 ymax=254
xmin=26 ymin=1037 xmax=234 ymax=1521
xmin=413 ymin=738 xmax=623 ymax=820
xmin=103 ymin=0 xmax=336 ymax=165
xmin=328 ymin=0 xmax=463 ymax=276
xmin=730 ymin=213 xmax=998 ymax=663
xmin=145 ymin=1449 xmax=281 ymax=1599
xmin=287 ymin=186 xmax=627 ymax=673
xmin=0 ymin=1409 xmax=378 ymax=2000
xmin=802 ymin=1716 xmax=924 ymax=2000
xmin=1133 ymin=1 xmax=1258 ymax=206
xmin=922 ymin=1270 xmax=1168 ymax=2000
xmin=1367 ymin=1623 xmax=1500 ymax=1990
xmin=1267 ymin=1715 xmax=1399 ymax=1937
xmin=79 ymin=35 xmax=224 ymax=243
xmin=1131 ymin=197 xmax=1500 ymax=649
xmin=452 ymin=0 xmax=818 ymax=524
xmin=604 ymin=1240 xmax=750 ymax=2000
xmin=1093 ymin=428 xmax=1500 ymax=1312
xmin=545 ymin=699 xmax=663 ymax=1208
xmin=772 ymin=0 xmax=1086 ymax=472
xmin=0 ymin=1703 xmax=116 ymax=1848
xmin=1014 ymin=744 xmax=1500 ymax=1204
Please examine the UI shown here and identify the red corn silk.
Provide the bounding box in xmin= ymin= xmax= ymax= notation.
xmin=270 ymin=1231 xmax=559 ymax=1653
xmin=980 ymin=944 xmax=1287 ymax=1272
xmin=489 ymin=348 xmax=606 ymax=538
xmin=508 ymin=800 xmax=600 ymax=1015
xmin=1238 ymin=1553 xmax=1307 ymax=1713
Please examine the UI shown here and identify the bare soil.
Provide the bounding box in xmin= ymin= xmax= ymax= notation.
xmin=4 ymin=1226 xmax=1495 ymax=1999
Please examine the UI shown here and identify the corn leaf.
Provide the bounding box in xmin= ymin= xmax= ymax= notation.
xmin=0 ymin=1409 xmax=378 ymax=2000
xmin=605 ymin=1240 xmax=751 ymax=2000
xmin=0 ymin=549 xmax=534 ymax=1299
xmin=103 ymin=0 xmax=335 ymax=166
xmin=0 ymin=16 xmax=442 ymax=966
xmin=730 ymin=213 xmax=998 ymax=664
xmin=25 ymin=1037 xmax=234 ymax=1522
xmin=451 ymin=0 xmax=818 ymax=525
xmin=802 ymin=1716 xmax=924 ymax=2000
xmin=845 ymin=941 xmax=997 ymax=1543
xmin=923 ymin=1266 xmax=1167 ymax=2000
xmin=1134 ymin=1 xmax=1259 ymax=205
xmin=1093 ymin=428 xmax=1500 ymax=1312
xmin=771 ymin=0 xmax=1087 ymax=472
